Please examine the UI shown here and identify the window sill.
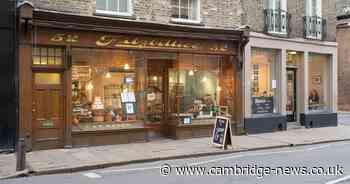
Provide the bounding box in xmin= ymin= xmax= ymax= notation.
xmin=170 ymin=18 xmax=204 ymax=26
xmin=94 ymin=11 xmax=136 ymax=20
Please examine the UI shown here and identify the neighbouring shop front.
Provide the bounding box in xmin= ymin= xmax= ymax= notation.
xmin=244 ymin=33 xmax=338 ymax=134
xmin=18 ymin=7 xmax=246 ymax=150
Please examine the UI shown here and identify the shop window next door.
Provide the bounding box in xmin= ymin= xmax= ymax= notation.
xmin=32 ymin=72 xmax=64 ymax=150
xmin=286 ymin=69 xmax=297 ymax=122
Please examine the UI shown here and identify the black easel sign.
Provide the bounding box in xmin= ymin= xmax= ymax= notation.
xmin=212 ymin=116 xmax=232 ymax=149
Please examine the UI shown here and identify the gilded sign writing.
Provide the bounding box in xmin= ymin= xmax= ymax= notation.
xmin=51 ymin=33 xmax=79 ymax=43
xmin=96 ymin=35 xmax=199 ymax=50
xmin=49 ymin=33 xmax=231 ymax=53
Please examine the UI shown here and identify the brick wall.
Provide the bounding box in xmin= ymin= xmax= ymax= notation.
xmin=28 ymin=0 xmax=243 ymax=29
xmin=337 ymin=26 xmax=350 ymax=111
xmin=241 ymin=0 xmax=336 ymax=42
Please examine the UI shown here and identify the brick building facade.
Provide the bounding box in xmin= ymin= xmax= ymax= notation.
xmin=26 ymin=0 xmax=243 ymax=29
xmin=337 ymin=0 xmax=350 ymax=111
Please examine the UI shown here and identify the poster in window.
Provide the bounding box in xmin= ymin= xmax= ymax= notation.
xmin=125 ymin=103 xmax=135 ymax=114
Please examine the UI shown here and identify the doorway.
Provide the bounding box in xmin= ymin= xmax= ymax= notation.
xmin=32 ymin=72 xmax=65 ymax=150
xmin=145 ymin=59 xmax=173 ymax=138
xmin=286 ymin=68 xmax=297 ymax=122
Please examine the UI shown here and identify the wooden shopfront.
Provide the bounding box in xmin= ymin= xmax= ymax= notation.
xmin=18 ymin=8 xmax=247 ymax=150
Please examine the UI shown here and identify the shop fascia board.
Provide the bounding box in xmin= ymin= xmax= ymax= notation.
xmin=248 ymin=32 xmax=337 ymax=54
xmin=32 ymin=9 xmax=245 ymax=42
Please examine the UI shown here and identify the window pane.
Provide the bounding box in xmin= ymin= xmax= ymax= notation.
xmin=33 ymin=56 xmax=40 ymax=65
xmin=250 ymin=48 xmax=280 ymax=114
xmin=55 ymin=48 xmax=62 ymax=57
xmin=55 ymin=57 xmax=62 ymax=65
xmin=109 ymin=0 xmax=118 ymax=12
xmin=71 ymin=48 xmax=143 ymax=131
xmin=40 ymin=57 xmax=48 ymax=65
xmin=119 ymin=0 xmax=129 ymax=13
xmin=48 ymin=48 xmax=55 ymax=56
xmin=189 ymin=0 xmax=198 ymax=20
xmin=48 ymin=57 xmax=55 ymax=65
xmin=96 ymin=0 xmax=107 ymax=10
xmin=308 ymin=53 xmax=330 ymax=112
xmin=34 ymin=73 xmax=61 ymax=85
xmin=180 ymin=0 xmax=189 ymax=19
xmin=33 ymin=47 xmax=40 ymax=56
xmin=40 ymin=48 xmax=47 ymax=56
xmin=169 ymin=54 xmax=233 ymax=122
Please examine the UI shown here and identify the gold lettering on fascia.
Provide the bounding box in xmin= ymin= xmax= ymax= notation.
xmin=96 ymin=35 xmax=199 ymax=50
xmin=210 ymin=43 xmax=229 ymax=52
xmin=51 ymin=33 xmax=79 ymax=43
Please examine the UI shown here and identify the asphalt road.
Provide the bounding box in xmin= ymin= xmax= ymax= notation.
xmin=2 ymin=141 xmax=350 ymax=184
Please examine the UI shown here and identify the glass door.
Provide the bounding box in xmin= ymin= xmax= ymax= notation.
xmin=286 ymin=68 xmax=297 ymax=122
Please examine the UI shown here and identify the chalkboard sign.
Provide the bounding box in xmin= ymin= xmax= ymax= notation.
xmin=212 ymin=117 xmax=232 ymax=149
xmin=251 ymin=96 xmax=274 ymax=114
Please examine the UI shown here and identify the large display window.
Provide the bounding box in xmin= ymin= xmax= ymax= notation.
xmin=250 ymin=48 xmax=280 ymax=115
xmin=308 ymin=53 xmax=330 ymax=112
xmin=71 ymin=48 xmax=145 ymax=131
xmin=169 ymin=54 xmax=234 ymax=123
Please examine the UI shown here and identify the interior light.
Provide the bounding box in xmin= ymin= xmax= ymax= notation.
xmin=152 ymin=76 xmax=158 ymax=81
xmin=105 ymin=72 xmax=111 ymax=78
xmin=201 ymin=77 xmax=208 ymax=83
xmin=289 ymin=51 xmax=297 ymax=55
xmin=217 ymin=86 xmax=222 ymax=91
xmin=87 ymin=82 xmax=93 ymax=90
xmin=188 ymin=70 xmax=194 ymax=76
xmin=124 ymin=64 xmax=130 ymax=70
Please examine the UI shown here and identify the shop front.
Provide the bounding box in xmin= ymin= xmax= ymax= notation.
xmin=244 ymin=32 xmax=338 ymax=134
xmin=18 ymin=8 xmax=246 ymax=150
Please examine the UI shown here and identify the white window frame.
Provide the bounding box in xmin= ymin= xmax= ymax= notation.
xmin=265 ymin=0 xmax=288 ymax=35
xmin=95 ymin=0 xmax=133 ymax=16
xmin=305 ymin=0 xmax=322 ymax=40
xmin=171 ymin=0 xmax=201 ymax=24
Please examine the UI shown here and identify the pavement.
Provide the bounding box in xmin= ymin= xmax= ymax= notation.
xmin=1 ymin=114 xmax=350 ymax=180
xmin=2 ymin=141 xmax=350 ymax=184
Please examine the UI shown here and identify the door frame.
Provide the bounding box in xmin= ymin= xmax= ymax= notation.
xmin=286 ymin=67 xmax=297 ymax=122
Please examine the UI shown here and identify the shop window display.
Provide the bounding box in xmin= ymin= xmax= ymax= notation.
xmin=169 ymin=54 xmax=234 ymax=123
xmin=250 ymin=48 xmax=280 ymax=115
xmin=71 ymin=48 xmax=144 ymax=130
xmin=308 ymin=53 xmax=330 ymax=112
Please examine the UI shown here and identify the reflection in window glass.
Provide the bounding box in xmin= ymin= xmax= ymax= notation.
xmin=71 ymin=48 xmax=142 ymax=131
xmin=308 ymin=53 xmax=330 ymax=112
xmin=169 ymin=54 xmax=234 ymax=122
xmin=250 ymin=48 xmax=280 ymax=115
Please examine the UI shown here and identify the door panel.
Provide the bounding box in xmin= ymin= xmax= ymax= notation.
xmin=32 ymin=72 xmax=64 ymax=150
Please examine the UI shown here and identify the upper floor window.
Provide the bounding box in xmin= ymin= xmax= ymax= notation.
xmin=306 ymin=0 xmax=322 ymax=17
xmin=171 ymin=0 xmax=200 ymax=23
xmin=264 ymin=0 xmax=289 ymax=35
xmin=96 ymin=0 xmax=132 ymax=16
xmin=304 ymin=0 xmax=323 ymax=40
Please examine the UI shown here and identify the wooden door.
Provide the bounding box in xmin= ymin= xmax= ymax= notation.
xmin=32 ymin=72 xmax=64 ymax=150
